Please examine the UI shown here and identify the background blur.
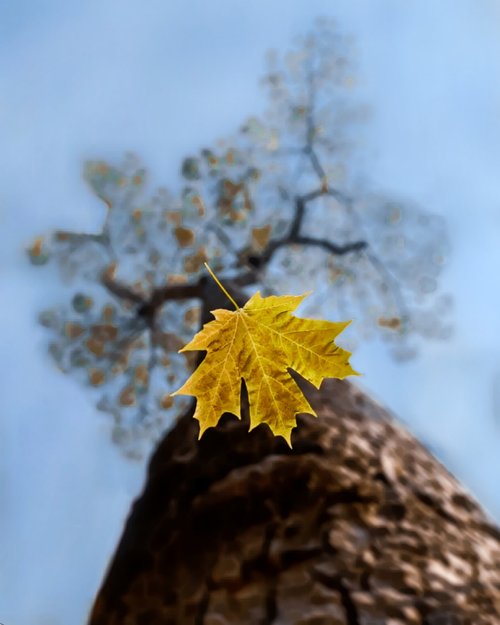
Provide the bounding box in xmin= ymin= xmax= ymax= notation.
xmin=1 ymin=1 xmax=500 ymax=623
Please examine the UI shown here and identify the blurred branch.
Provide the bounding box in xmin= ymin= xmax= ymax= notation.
xmin=275 ymin=235 xmax=366 ymax=257
xmin=101 ymin=274 xmax=144 ymax=304
xmin=54 ymin=227 xmax=118 ymax=262
xmin=364 ymin=249 xmax=410 ymax=324
xmin=240 ymin=185 xmax=367 ymax=274
xmin=102 ymin=273 xmax=202 ymax=306
xmin=304 ymin=54 xmax=329 ymax=187
xmin=101 ymin=268 xmax=250 ymax=332
xmin=54 ymin=230 xmax=109 ymax=246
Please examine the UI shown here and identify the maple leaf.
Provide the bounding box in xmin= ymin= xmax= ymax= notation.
xmin=173 ymin=270 xmax=357 ymax=446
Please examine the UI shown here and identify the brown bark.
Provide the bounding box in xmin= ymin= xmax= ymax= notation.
xmin=88 ymin=379 xmax=500 ymax=625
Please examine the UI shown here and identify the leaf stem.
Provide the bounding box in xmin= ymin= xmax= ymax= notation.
xmin=204 ymin=262 xmax=240 ymax=310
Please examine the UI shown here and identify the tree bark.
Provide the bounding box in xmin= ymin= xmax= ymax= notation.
xmin=88 ymin=379 xmax=500 ymax=625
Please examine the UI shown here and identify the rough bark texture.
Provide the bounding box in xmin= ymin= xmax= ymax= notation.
xmin=89 ymin=379 xmax=500 ymax=625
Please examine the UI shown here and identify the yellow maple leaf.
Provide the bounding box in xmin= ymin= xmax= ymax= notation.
xmin=172 ymin=267 xmax=358 ymax=446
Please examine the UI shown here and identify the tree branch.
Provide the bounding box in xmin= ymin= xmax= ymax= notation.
xmin=305 ymin=145 xmax=327 ymax=184
xmin=256 ymin=234 xmax=366 ymax=268
xmin=101 ymin=271 xmax=250 ymax=333
xmin=363 ymin=250 xmax=410 ymax=324
xmin=101 ymin=274 xmax=145 ymax=304
xmin=243 ymin=185 xmax=367 ymax=272
xmin=289 ymin=188 xmax=324 ymax=238
xmin=288 ymin=236 xmax=367 ymax=256
xmin=54 ymin=230 xmax=109 ymax=246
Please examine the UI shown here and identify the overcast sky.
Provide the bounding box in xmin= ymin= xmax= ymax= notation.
xmin=2 ymin=1 xmax=500 ymax=623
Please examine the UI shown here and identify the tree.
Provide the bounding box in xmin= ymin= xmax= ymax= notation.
xmin=27 ymin=19 xmax=500 ymax=624
xmin=28 ymin=19 xmax=450 ymax=459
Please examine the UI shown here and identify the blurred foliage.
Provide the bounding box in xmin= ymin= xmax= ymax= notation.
xmin=28 ymin=18 xmax=451 ymax=459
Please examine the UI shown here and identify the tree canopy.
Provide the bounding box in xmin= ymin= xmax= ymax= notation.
xmin=28 ymin=19 xmax=450 ymax=458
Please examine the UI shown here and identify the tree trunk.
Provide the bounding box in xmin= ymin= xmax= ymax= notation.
xmin=88 ymin=379 xmax=500 ymax=625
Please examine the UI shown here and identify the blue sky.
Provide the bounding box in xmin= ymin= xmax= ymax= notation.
xmin=2 ymin=1 xmax=500 ymax=623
